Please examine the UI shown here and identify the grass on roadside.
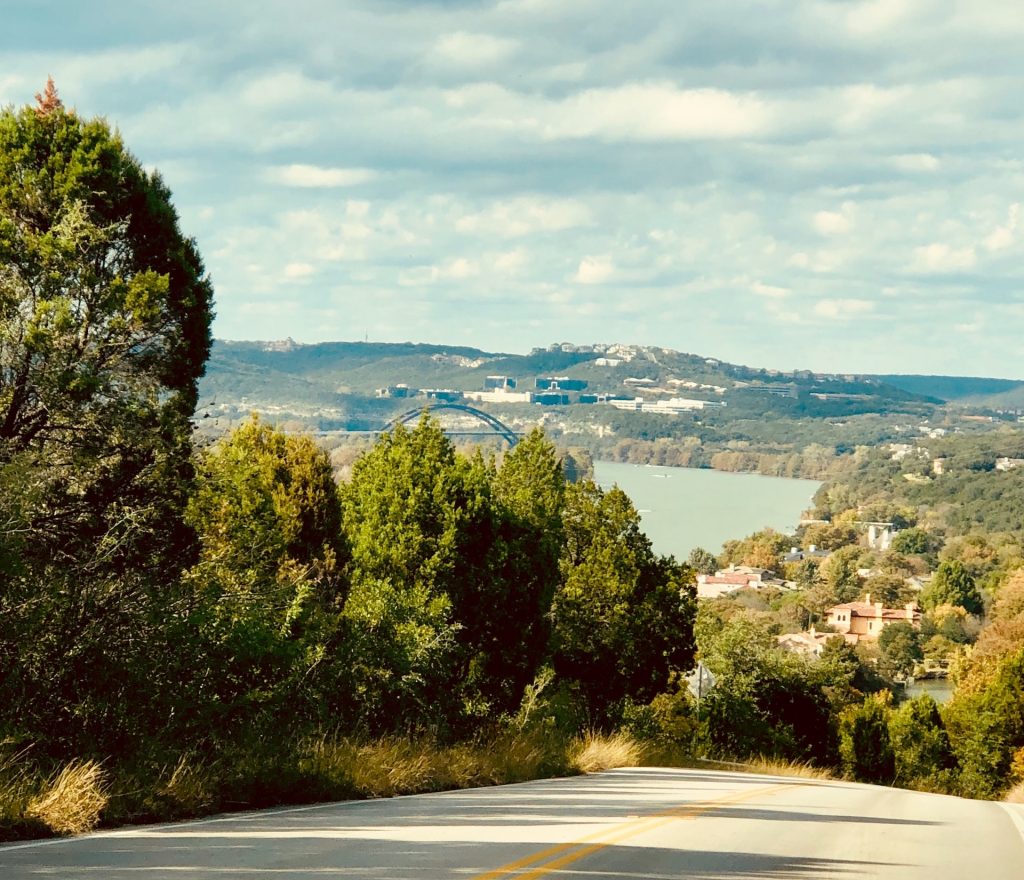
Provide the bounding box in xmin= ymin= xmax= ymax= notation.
xmin=0 ymin=749 xmax=45 ymax=840
xmin=569 ymin=731 xmax=645 ymax=773
xmin=25 ymin=760 xmax=108 ymax=835
xmin=2 ymin=727 xmax=846 ymax=843
xmin=300 ymin=727 xmax=575 ymax=799
xmin=723 ymin=756 xmax=834 ymax=781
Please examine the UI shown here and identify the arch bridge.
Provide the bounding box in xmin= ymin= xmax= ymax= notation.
xmin=385 ymin=402 xmax=522 ymax=447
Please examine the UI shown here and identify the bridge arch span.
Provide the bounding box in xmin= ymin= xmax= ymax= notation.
xmin=385 ymin=402 xmax=522 ymax=447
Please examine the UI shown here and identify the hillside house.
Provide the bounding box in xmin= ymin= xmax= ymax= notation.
xmin=826 ymin=594 xmax=920 ymax=645
xmin=696 ymin=566 xmax=786 ymax=599
xmin=996 ymin=457 xmax=1024 ymax=471
xmin=783 ymin=544 xmax=831 ymax=563
xmin=777 ymin=628 xmax=835 ymax=657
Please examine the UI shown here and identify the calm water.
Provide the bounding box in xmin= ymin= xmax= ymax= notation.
xmin=903 ymin=678 xmax=953 ymax=704
xmin=593 ymin=461 xmax=821 ymax=560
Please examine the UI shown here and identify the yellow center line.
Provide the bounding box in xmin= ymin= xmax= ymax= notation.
xmin=471 ymin=782 xmax=799 ymax=880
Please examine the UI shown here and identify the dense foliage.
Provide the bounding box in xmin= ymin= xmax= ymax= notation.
xmin=5 ymin=90 xmax=1024 ymax=843
xmin=0 ymin=93 xmax=705 ymax=841
xmin=0 ymin=86 xmax=213 ymax=758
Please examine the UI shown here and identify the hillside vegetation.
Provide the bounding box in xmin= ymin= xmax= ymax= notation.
xmin=4 ymin=89 xmax=1024 ymax=844
xmin=204 ymin=339 xmax=934 ymax=413
xmin=871 ymin=374 xmax=1023 ymax=402
xmin=695 ymin=427 xmax=1024 ymax=800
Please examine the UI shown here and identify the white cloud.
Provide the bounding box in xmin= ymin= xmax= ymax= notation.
xmin=430 ymin=31 xmax=518 ymax=67
xmin=574 ymin=256 xmax=615 ymax=284
xmin=984 ymin=203 xmax=1020 ymax=252
xmin=751 ymin=281 xmax=790 ymax=298
xmin=544 ymin=62 xmax=588 ymax=83
xmin=398 ymin=258 xmax=479 ymax=286
xmin=892 ymin=153 xmax=941 ymax=172
xmin=954 ymin=317 xmax=983 ymax=334
xmin=543 ymin=84 xmax=772 ymax=142
xmin=493 ymin=249 xmax=527 ymax=274
xmin=34 ymin=43 xmax=193 ymax=91
xmin=283 ymin=262 xmax=315 ymax=279
xmin=240 ymin=70 xmax=335 ymax=109
xmin=445 ymin=257 xmax=477 ymax=280
xmin=787 ymin=248 xmax=844 ymax=274
xmin=0 ymin=74 xmax=23 ymax=105
xmin=912 ymin=243 xmax=978 ymax=272
xmin=844 ymin=0 xmax=931 ymax=37
xmin=270 ymin=165 xmax=377 ymax=188
xmin=834 ymin=84 xmax=909 ymax=131
xmin=813 ymin=299 xmax=875 ymax=319
xmin=985 ymin=226 xmax=1014 ymax=252
xmin=455 ymin=197 xmax=592 ymax=238
xmin=813 ymin=209 xmax=852 ymax=236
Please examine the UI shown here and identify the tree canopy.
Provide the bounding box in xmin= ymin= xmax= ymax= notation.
xmin=922 ymin=561 xmax=983 ymax=615
xmin=0 ymin=82 xmax=213 ymax=576
xmin=0 ymin=83 xmax=214 ymax=756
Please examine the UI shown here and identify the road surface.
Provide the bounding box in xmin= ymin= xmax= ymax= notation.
xmin=2 ymin=767 xmax=1023 ymax=878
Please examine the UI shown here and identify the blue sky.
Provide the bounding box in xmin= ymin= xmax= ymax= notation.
xmin=3 ymin=0 xmax=1024 ymax=378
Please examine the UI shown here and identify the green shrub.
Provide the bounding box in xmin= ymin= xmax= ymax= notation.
xmin=839 ymin=692 xmax=895 ymax=784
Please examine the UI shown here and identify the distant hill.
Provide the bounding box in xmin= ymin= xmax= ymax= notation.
xmin=199 ymin=340 xmax=940 ymax=432
xmin=871 ymin=374 xmax=1024 ymax=403
xmin=963 ymin=385 xmax=1024 ymax=409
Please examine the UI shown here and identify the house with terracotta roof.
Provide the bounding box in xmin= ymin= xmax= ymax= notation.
xmin=777 ymin=628 xmax=836 ymax=657
xmin=825 ymin=594 xmax=920 ymax=644
xmin=696 ymin=566 xmax=786 ymax=599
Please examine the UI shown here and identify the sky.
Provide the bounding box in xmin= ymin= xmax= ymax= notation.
xmin=2 ymin=0 xmax=1024 ymax=378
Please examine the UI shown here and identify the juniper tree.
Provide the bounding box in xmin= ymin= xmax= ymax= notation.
xmin=0 ymin=83 xmax=213 ymax=754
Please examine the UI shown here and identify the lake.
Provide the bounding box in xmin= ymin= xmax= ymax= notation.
xmin=903 ymin=678 xmax=953 ymax=704
xmin=593 ymin=461 xmax=821 ymax=561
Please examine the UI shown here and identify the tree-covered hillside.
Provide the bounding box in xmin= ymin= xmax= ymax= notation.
xmin=201 ymin=338 xmax=940 ymax=436
xmin=872 ymin=374 xmax=1024 ymax=402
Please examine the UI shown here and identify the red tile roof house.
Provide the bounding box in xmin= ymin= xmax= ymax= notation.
xmin=825 ymin=594 xmax=921 ymax=645
xmin=777 ymin=628 xmax=836 ymax=657
xmin=696 ymin=566 xmax=782 ymax=599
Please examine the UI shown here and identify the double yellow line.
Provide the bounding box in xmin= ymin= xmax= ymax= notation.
xmin=471 ymin=782 xmax=797 ymax=880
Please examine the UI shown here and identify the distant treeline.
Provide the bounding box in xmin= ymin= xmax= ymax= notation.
xmin=594 ymin=436 xmax=836 ymax=479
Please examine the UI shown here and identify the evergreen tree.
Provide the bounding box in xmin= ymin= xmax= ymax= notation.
xmin=182 ymin=417 xmax=347 ymax=735
xmin=877 ymin=621 xmax=923 ymax=679
xmin=839 ymin=692 xmax=896 ymax=784
xmin=922 ymin=561 xmax=983 ymax=615
xmin=687 ymin=546 xmax=719 ymax=576
xmin=338 ymin=419 xmax=566 ymax=732
xmin=552 ymin=481 xmax=697 ymax=722
xmin=888 ymin=695 xmax=956 ymax=789
xmin=0 ymin=84 xmax=213 ymax=756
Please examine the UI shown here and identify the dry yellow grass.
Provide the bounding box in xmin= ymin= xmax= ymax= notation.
xmin=352 ymin=738 xmax=435 ymax=797
xmin=1 ymin=727 xmax=623 ymax=841
xmin=716 ymin=756 xmax=834 ymax=781
xmin=1004 ymin=781 xmax=1024 ymax=804
xmin=302 ymin=736 xmax=452 ymax=798
xmin=159 ymin=755 xmax=216 ymax=815
xmin=26 ymin=760 xmax=108 ymax=835
xmin=569 ymin=732 xmax=644 ymax=773
xmin=301 ymin=728 xmax=573 ymax=799
xmin=0 ymin=751 xmax=37 ymax=832
xmin=477 ymin=728 xmax=568 ymax=784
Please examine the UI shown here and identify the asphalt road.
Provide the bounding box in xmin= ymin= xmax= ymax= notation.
xmin=2 ymin=767 xmax=1023 ymax=878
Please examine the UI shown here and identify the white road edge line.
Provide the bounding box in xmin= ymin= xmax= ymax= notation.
xmin=999 ymin=803 xmax=1024 ymax=846
xmin=0 ymin=770 xmax=617 ymax=854
xmin=0 ymin=767 xmax=805 ymax=855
